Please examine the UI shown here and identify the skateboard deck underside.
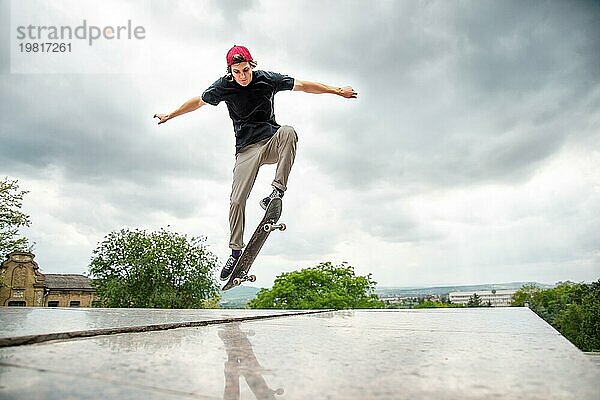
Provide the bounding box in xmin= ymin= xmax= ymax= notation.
xmin=222 ymin=198 xmax=282 ymax=291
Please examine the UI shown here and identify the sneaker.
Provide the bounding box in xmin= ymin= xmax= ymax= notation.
xmin=220 ymin=254 xmax=240 ymax=281
xmin=260 ymin=187 xmax=284 ymax=210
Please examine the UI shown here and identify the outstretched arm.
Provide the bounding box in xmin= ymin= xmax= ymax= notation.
xmin=293 ymin=80 xmax=358 ymax=99
xmin=154 ymin=96 xmax=207 ymax=125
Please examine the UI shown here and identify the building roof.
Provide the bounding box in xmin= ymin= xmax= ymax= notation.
xmin=44 ymin=274 xmax=94 ymax=290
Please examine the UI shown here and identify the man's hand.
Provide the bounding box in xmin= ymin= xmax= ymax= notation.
xmin=153 ymin=113 xmax=171 ymax=125
xmin=338 ymin=86 xmax=358 ymax=99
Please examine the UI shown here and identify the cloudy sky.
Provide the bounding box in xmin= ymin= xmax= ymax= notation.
xmin=1 ymin=0 xmax=599 ymax=288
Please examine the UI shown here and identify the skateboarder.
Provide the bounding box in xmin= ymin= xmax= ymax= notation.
xmin=154 ymin=45 xmax=357 ymax=281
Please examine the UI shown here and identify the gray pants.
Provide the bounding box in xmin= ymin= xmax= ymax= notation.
xmin=229 ymin=125 xmax=298 ymax=250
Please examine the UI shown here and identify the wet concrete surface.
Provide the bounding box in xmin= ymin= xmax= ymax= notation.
xmin=585 ymin=352 xmax=600 ymax=368
xmin=0 ymin=308 xmax=324 ymax=346
xmin=0 ymin=308 xmax=598 ymax=399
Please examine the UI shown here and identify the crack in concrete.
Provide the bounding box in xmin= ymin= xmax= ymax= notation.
xmin=0 ymin=309 xmax=334 ymax=348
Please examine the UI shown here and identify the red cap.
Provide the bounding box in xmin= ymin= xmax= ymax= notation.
xmin=226 ymin=45 xmax=253 ymax=67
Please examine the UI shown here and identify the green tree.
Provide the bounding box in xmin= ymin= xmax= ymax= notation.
xmin=0 ymin=177 xmax=32 ymax=256
xmin=89 ymin=228 xmax=220 ymax=308
xmin=512 ymin=280 xmax=600 ymax=352
xmin=511 ymin=283 xmax=541 ymax=307
xmin=554 ymin=280 xmax=600 ymax=351
xmin=467 ymin=293 xmax=482 ymax=307
xmin=248 ymin=261 xmax=384 ymax=310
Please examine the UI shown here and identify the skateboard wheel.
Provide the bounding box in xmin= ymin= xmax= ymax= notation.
xmin=248 ymin=275 xmax=256 ymax=282
xmin=279 ymin=223 xmax=286 ymax=231
xmin=233 ymin=278 xmax=242 ymax=286
xmin=263 ymin=223 xmax=273 ymax=232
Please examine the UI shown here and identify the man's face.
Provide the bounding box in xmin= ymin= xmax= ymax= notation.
xmin=231 ymin=61 xmax=253 ymax=86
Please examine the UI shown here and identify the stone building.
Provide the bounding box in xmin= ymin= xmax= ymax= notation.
xmin=0 ymin=251 xmax=95 ymax=307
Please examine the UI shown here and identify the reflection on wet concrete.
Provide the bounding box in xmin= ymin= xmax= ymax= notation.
xmin=219 ymin=323 xmax=284 ymax=400
xmin=0 ymin=308 xmax=34 ymax=336
xmin=0 ymin=309 xmax=598 ymax=399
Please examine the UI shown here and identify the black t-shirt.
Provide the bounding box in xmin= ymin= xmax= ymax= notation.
xmin=201 ymin=70 xmax=295 ymax=154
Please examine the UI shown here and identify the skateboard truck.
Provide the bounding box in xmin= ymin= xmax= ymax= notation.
xmin=232 ymin=274 xmax=257 ymax=286
xmin=263 ymin=223 xmax=286 ymax=232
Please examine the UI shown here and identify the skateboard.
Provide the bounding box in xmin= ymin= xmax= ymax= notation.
xmin=222 ymin=197 xmax=285 ymax=291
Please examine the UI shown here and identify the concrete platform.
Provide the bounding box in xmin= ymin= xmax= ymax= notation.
xmin=0 ymin=307 xmax=324 ymax=346
xmin=0 ymin=308 xmax=598 ymax=399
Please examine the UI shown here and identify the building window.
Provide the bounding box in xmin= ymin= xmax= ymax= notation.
xmin=69 ymin=301 xmax=81 ymax=307
xmin=7 ymin=301 xmax=26 ymax=306
xmin=47 ymin=301 xmax=59 ymax=307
